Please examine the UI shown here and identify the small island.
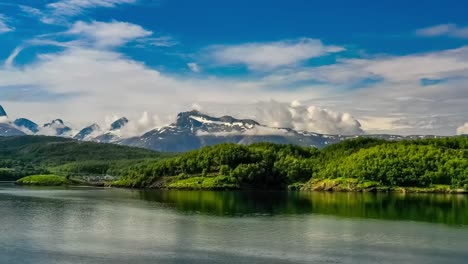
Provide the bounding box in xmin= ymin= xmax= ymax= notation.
xmin=16 ymin=174 xmax=71 ymax=186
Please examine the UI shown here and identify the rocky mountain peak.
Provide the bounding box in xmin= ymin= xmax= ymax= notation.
xmin=175 ymin=110 xmax=260 ymax=129
xmin=44 ymin=119 xmax=65 ymax=127
xmin=0 ymin=105 xmax=7 ymax=117
xmin=14 ymin=118 xmax=39 ymax=134
xmin=110 ymin=117 xmax=129 ymax=130
xmin=73 ymin=123 xmax=101 ymax=141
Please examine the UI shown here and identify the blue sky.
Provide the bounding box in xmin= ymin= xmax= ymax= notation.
xmin=0 ymin=0 xmax=467 ymax=135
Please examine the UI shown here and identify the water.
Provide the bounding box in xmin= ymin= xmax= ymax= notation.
xmin=1 ymin=182 xmax=467 ymax=264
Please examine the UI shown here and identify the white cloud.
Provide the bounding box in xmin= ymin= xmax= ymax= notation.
xmin=457 ymin=123 xmax=468 ymax=135
xmin=253 ymin=100 xmax=363 ymax=135
xmin=67 ymin=20 xmax=152 ymax=47
xmin=1 ymin=19 xmax=467 ymax=136
xmin=416 ymin=24 xmax=468 ymax=38
xmin=119 ymin=112 xmax=167 ymax=137
xmin=207 ymin=38 xmax=344 ymax=70
xmin=148 ymin=36 xmax=178 ymax=47
xmin=187 ymin=62 xmax=201 ymax=73
xmin=269 ymin=46 xmax=468 ymax=86
xmin=4 ymin=47 xmax=23 ymax=68
xmin=0 ymin=14 xmax=14 ymax=33
xmin=47 ymin=0 xmax=136 ymax=16
xmin=18 ymin=5 xmax=55 ymax=24
xmin=19 ymin=1 xmax=137 ymax=24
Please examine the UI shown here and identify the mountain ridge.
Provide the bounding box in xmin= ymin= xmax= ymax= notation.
xmin=0 ymin=105 xmax=446 ymax=152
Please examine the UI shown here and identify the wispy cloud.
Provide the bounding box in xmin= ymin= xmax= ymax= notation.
xmin=66 ymin=20 xmax=152 ymax=47
xmin=4 ymin=47 xmax=23 ymax=68
xmin=206 ymin=38 xmax=344 ymax=70
xmin=47 ymin=0 xmax=137 ymax=16
xmin=18 ymin=5 xmax=55 ymax=24
xmin=187 ymin=62 xmax=201 ymax=73
xmin=416 ymin=23 xmax=468 ymax=38
xmin=0 ymin=14 xmax=14 ymax=33
xmin=262 ymin=46 xmax=468 ymax=87
xmin=148 ymin=36 xmax=178 ymax=47
xmin=18 ymin=0 xmax=138 ymax=24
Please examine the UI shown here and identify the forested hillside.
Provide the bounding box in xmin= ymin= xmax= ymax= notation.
xmin=4 ymin=135 xmax=467 ymax=191
xmin=0 ymin=136 xmax=168 ymax=180
xmin=114 ymin=137 xmax=468 ymax=191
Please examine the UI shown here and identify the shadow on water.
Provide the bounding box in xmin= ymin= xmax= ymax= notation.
xmin=138 ymin=190 xmax=468 ymax=225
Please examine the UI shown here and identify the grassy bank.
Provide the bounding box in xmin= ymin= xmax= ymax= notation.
xmin=112 ymin=175 xmax=239 ymax=190
xmin=301 ymin=178 xmax=467 ymax=193
xmin=16 ymin=175 xmax=71 ymax=186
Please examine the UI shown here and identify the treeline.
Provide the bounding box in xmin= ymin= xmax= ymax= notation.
xmin=116 ymin=137 xmax=468 ymax=189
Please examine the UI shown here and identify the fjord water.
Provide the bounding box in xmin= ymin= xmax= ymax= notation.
xmin=1 ymin=183 xmax=467 ymax=264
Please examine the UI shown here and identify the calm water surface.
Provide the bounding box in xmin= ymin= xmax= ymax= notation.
xmin=1 ymin=182 xmax=467 ymax=264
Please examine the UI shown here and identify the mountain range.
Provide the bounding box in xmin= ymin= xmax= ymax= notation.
xmin=0 ymin=105 xmax=443 ymax=152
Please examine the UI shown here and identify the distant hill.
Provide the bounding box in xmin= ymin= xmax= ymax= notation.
xmin=114 ymin=136 xmax=468 ymax=191
xmin=0 ymin=136 xmax=168 ymax=180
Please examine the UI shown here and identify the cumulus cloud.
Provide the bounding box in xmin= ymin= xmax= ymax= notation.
xmin=207 ymin=38 xmax=344 ymax=70
xmin=67 ymin=21 xmax=152 ymax=47
xmin=120 ymin=112 xmax=168 ymax=137
xmin=416 ymin=24 xmax=468 ymax=39
xmin=457 ymin=123 xmax=468 ymax=135
xmin=253 ymin=100 xmax=363 ymax=135
xmin=0 ymin=14 xmax=14 ymax=33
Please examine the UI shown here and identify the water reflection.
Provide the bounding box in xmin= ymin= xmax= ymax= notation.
xmin=1 ymin=184 xmax=468 ymax=264
xmin=138 ymin=190 xmax=468 ymax=225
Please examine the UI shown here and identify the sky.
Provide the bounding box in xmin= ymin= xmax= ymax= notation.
xmin=0 ymin=0 xmax=467 ymax=136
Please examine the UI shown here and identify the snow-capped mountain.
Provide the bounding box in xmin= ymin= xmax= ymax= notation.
xmin=120 ymin=110 xmax=352 ymax=152
xmin=73 ymin=124 xmax=101 ymax=141
xmin=14 ymin=118 xmax=39 ymax=134
xmin=0 ymin=105 xmax=7 ymax=117
xmin=0 ymin=105 xmax=27 ymax=136
xmin=92 ymin=117 xmax=129 ymax=143
xmin=120 ymin=110 xmax=444 ymax=152
xmin=0 ymin=123 xmax=26 ymax=136
xmin=0 ymin=104 xmax=445 ymax=152
xmin=43 ymin=119 xmax=73 ymax=136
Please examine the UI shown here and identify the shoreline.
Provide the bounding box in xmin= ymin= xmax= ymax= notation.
xmin=14 ymin=175 xmax=468 ymax=194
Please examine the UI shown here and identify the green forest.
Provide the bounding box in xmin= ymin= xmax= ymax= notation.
xmin=113 ymin=136 xmax=468 ymax=191
xmin=2 ymin=135 xmax=468 ymax=192
xmin=0 ymin=136 xmax=169 ymax=181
